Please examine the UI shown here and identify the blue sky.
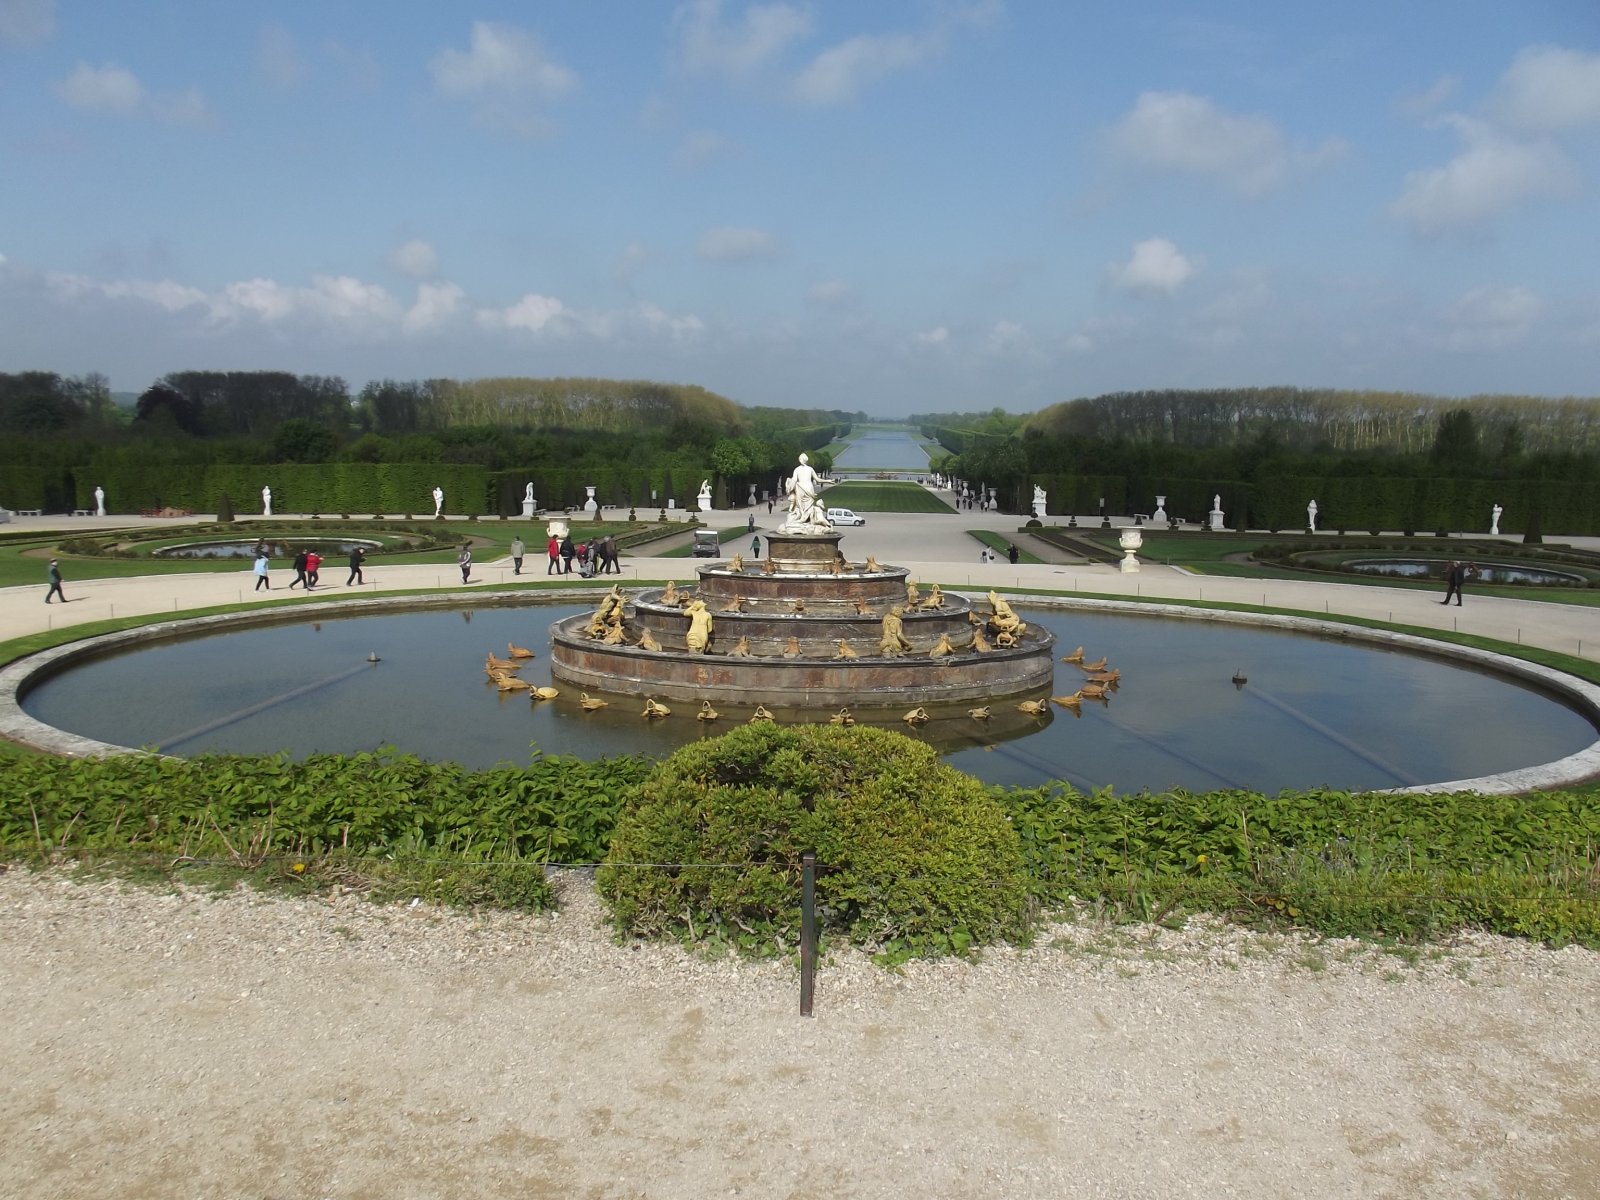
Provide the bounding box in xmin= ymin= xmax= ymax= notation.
xmin=2 ymin=1 xmax=1598 ymax=414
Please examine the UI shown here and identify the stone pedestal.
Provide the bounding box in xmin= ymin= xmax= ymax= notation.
xmin=521 ymin=499 xmax=535 ymax=519
xmin=1118 ymin=528 xmax=1143 ymax=573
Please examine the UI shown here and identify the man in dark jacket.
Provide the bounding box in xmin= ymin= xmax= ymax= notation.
xmin=560 ymin=534 xmax=575 ymax=574
xmin=289 ymin=549 xmax=310 ymax=590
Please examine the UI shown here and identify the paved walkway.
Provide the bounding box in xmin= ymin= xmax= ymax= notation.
xmin=2 ymin=510 xmax=1595 ymax=663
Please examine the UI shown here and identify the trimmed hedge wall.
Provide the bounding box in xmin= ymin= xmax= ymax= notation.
xmin=1024 ymin=474 xmax=1600 ymax=536
xmin=38 ymin=464 xmax=493 ymax=517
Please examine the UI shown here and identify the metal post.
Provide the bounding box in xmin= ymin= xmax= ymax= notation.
xmin=800 ymin=852 xmax=816 ymax=1017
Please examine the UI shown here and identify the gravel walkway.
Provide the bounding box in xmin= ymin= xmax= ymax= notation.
xmin=4 ymin=868 xmax=1597 ymax=1199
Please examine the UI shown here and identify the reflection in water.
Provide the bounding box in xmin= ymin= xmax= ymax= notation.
xmin=831 ymin=430 xmax=933 ymax=472
xmin=22 ymin=603 xmax=1595 ymax=794
xmin=1344 ymin=558 xmax=1584 ymax=586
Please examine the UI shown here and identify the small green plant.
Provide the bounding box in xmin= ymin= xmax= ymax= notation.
xmin=598 ymin=724 xmax=1032 ymax=962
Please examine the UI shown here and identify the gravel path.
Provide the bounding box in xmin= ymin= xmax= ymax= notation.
xmin=3 ymin=868 xmax=1597 ymax=1199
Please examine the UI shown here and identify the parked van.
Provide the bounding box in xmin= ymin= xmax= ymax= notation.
xmin=826 ymin=507 xmax=866 ymax=526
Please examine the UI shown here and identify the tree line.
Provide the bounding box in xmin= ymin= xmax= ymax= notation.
xmin=0 ymin=370 xmax=851 ymax=513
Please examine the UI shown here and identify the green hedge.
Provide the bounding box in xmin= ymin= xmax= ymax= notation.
xmin=53 ymin=464 xmax=495 ymax=516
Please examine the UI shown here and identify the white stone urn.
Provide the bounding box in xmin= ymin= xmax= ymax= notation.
xmin=546 ymin=517 xmax=569 ymax=540
xmin=1118 ymin=527 xmax=1143 ymax=573
xmin=583 ymin=485 xmax=598 ymax=513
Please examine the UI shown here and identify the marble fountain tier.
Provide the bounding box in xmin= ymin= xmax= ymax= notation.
xmin=548 ymin=531 xmax=1055 ymax=708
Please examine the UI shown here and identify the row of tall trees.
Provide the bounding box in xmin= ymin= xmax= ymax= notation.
xmin=1009 ymin=387 xmax=1600 ymax=455
xmin=922 ymin=390 xmax=1600 ymax=522
xmin=0 ymin=369 xmax=853 ymax=513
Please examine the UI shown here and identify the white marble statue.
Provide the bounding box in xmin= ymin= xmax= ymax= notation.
xmin=432 ymin=486 xmax=444 ymax=517
xmin=94 ymin=486 xmax=105 ymax=517
xmin=1307 ymin=499 xmax=1318 ymax=531
xmin=698 ymin=479 xmax=713 ymax=513
xmin=262 ymin=485 xmax=272 ymax=517
xmin=780 ymin=453 xmax=829 ymax=533
xmin=521 ymin=483 xmax=536 ymax=518
xmin=524 ymin=482 xmax=535 ymax=504
xmin=1491 ymin=503 xmax=1503 ymax=536
xmin=1031 ymin=484 xmax=1047 ymax=520
xmin=1208 ymin=494 xmax=1224 ymax=532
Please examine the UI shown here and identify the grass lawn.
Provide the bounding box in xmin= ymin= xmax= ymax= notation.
xmin=820 ymin=481 xmax=954 ymax=513
xmin=1079 ymin=530 xmax=1600 ymax=607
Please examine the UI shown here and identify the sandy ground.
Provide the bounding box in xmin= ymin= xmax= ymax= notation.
xmin=3 ymin=868 xmax=1598 ymax=1200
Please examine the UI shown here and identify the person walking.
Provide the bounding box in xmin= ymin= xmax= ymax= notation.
xmin=458 ymin=542 xmax=473 ymax=584
xmin=546 ymin=534 xmax=561 ymax=575
xmin=1007 ymin=544 xmax=1019 ymax=565
xmin=560 ymin=533 xmax=575 ymax=574
xmin=346 ymin=546 xmax=365 ymax=586
xmin=752 ymin=534 xmax=761 ymax=558
xmin=288 ymin=548 xmax=310 ymax=590
xmin=304 ymin=550 xmax=321 ymax=589
xmin=253 ymin=550 xmax=271 ymax=591
xmin=510 ymin=535 xmax=526 ymax=575
xmin=602 ymin=534 xmax=619 ymax=574
xmin=44 ymin=558 xmax=66 ymax=603
xmin=1441 ymin=560 xmax=1469 ymax=606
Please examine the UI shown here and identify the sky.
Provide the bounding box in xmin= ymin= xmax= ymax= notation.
xmin=2 ymin=1 xmax=1599 ymax=415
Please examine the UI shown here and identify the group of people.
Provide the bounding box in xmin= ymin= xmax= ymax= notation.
xmin=546 ymin=533 xmax=621 ymax=577
xmin=978 ymin=544 xmax=1020 ymax=564
xmin=249 ymin=543 xmax=365 ymax=591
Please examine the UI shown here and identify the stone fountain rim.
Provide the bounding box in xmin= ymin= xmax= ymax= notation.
xmin=1 ymin=587 xmax=1596 ymax=795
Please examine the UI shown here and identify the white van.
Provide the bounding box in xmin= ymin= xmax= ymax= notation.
xmin=826 ymin=507 xmax=866 ymax=526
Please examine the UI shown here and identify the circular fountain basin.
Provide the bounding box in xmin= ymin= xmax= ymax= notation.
xmin=7 ymin=595 xmax=1598 ymax=795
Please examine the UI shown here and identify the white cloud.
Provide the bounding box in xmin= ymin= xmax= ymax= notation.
xmin=1433 ymin=284 xmax=1543 ymax=351
xmin=1396 ymin=75 xmax=1458 ymax=118
xmin=983 ymin=321 xmax=1030 ymax=355
xmin=480 ymin=292 xmax=568 ymax=334
xmin=671 ymin=0 xmax=811 ymax=78
xmin=1390 ymin=116 xmax=1575 ymax=234
xmin=675 ymin=128 xmax=738 ymax=169
xmin=789 ymin=3 xmax=996 ymax=107
xmin=1490 ymin=45 xmax=1600 ymax=133
xmin=638 ymin=301 xmax=705 ymax=339
xmin=47 ymin=272 xmax=207 ymax=312
xmin=806 ymin=279 xmax=852 ymax=306
xmin=1106 ymin=237 xmax=1197 ymax=296
xmin=431 ymin=21 xmax=576 ymax=138
xmin=387 ymin=238 xmax=440 ymax=279
xmin=611 ymin=242 xmax=650 ymax=286
xmin=0 ymin=0 xmax=53 ymax=46
xmin=257 ymin=25 xmax=307 ymax=91
xmin=792 ymin=30 xmax=937 ymax=107
xmin=403 ymin=282 xmax=464 ymax=332
xmin=1109 ymin=91 xmax=1342 ymax=195
xmin=150 ymin=87 xmax=215 ymax=128
xmin=54 ymin=62 xmax=145 ymax=113
xmin=214 ymin=275 xmax=400 ymax=327
xmin=914 ymin=326 xmax=950 ymax=346
xmin=431 ymin=21 xmax=575 ymax=97
xmin=695 ymin=226 xmax=779 ymax=261
xmin=53 ymin=61 xmax=215 ymax=126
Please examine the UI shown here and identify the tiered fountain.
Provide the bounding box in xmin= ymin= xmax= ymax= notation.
xmin=549 ymin=456 xmax=1055 ymax=710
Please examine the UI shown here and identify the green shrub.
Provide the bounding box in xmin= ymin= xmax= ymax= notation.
xmin=597 ymin=724 xmax=1032 ymax=961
